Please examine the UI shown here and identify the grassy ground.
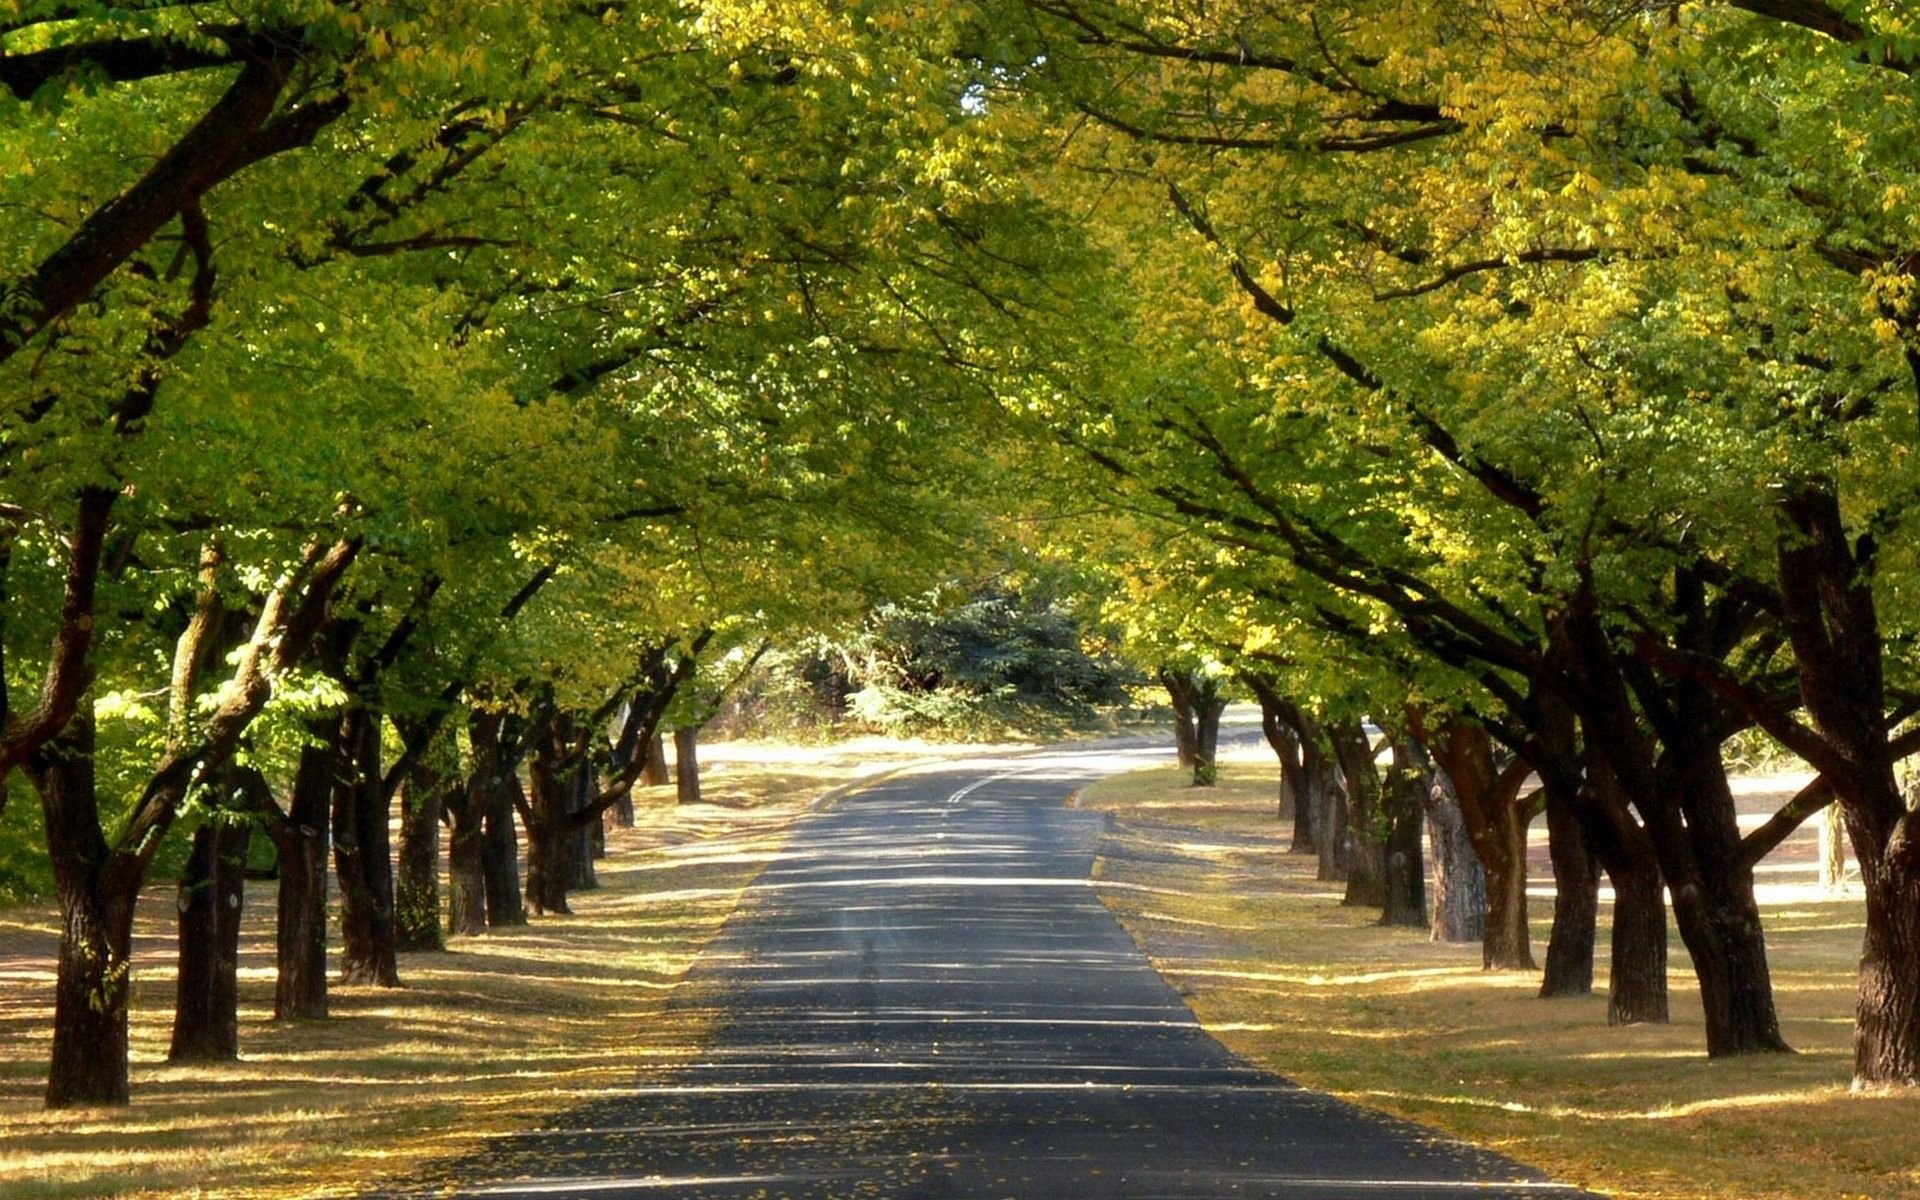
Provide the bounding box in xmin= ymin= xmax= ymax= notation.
xmin=1073 ymin=751 xmax=1920 ymax=1200
xmin=0 ymin=737 xmax=993 ymax=1200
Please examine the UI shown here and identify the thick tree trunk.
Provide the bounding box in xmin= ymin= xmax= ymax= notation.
xmin=1257 ymin=695 xmax=1299 ymax=820
xmin=642 ymin=732 xmax=669 ymax=787
xmin=395 ymin=746 xmax=450 ymax=953
xmin=446 ymin=800 xmax=488 ymax=938
xmin=332 ymin=710 xmax=400 ymax=986
xmin=675 ymin=725 xmax=703 ymax=805
xmin=34 ymin=712 xmax=137 ymax=1107
xmin=1854 ymin=823 xmax=1920 ymax=1085
xmin=1307 ymin=738 xmax=1349 ymax=883
xmin=1421 ymin=766 xmax=1485 ymax=944
xmin=168 ymin=819 xmax=249 ymax=1061
xmin=1604 ymin=855 xmax=1670 ymax=1026
xmin=524 ymin=725 xmax=574 ymax=915
xmin=1419 ymin=721 xmax=1533 ymax=969
xmin=274 ymin=741 xmax=331 ymax=1020
xmin=1379 ymin=743 xmax=1429 ymax=928
xmin=1329 ymin=721 xmax=1384 ymax=907
xmin=1163 ymin=669 xmax=1199 ymax=769
xmin=567 ymin=758 xmax=597 ymax=891
xmin=482 ymin=775 xmax=527 ymax=927
xmin=1539 ymin=782 xmax=1598 ymax=998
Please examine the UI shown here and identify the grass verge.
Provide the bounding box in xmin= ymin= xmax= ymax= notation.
xmin=0 ymin=738 xmax=974 ymax=1200
xmin=1072 ymin=754 xmax=1920 ymax=1200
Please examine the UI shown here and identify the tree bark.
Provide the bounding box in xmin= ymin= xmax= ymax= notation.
xmin=1421 ymin=762 xmax=1485 ymax=944
xmin=332 ymin=709 xmax=400 ymax=986
xmin=168 ymin=818 xmax=249 ymax=1062
xmin=1605 ymin=853 xmax=1671 ymax=1026
xmin=641 ymin=732 xmax=669 ymax=787
xmin=675 ymin=724 xmax=702 ymax=805
xmin=524 ymin=722 xmax=575 ymax=915
xmin=1819 ymin=802 xmax=1848 ymax=891
xmin=1539 ymin=785 xmax=1597 ymax=997
xmin=1380 ymin=743 xmax=1429 ymax=929
xmin=33 ymin=711 xmax=137 ymax=1107
xmin=395 ymin=730 xmax=454 ymax=952
xmin=482 ymin=773 xmax=527 ymax=927
xmin=1416 ymin=720 xmax=1534 ymax=968
xmin=274 ymin=741 xmax=331 ymax=1020
xmin=1306 ymin=736 xmax=1349 ymax=883
xmin=1329 ymin=720 xmax=1384 ymax=907
xmin=1162 ymin=668 xmax=1199 ymax=769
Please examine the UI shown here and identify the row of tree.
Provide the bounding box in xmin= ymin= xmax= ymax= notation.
xmin=0 ymin=2 xmax=1059 ymax=1108
xmin=990 ymin=0 xmax=1920 ymax=1088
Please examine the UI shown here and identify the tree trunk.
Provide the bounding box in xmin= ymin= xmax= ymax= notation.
xmin=604 ymin=722 xmax=637 ymax=829
xmin=332 ymin=709 xmax=400 ymax=986
xmin=1162 ymin=669 xmax=1199 ymax=769
xmin=482 ymin=774 xmax=527 ymax=927
xmin=1853 ymin=821 xmax=1920 ymax=1085
xmin=1604 ymin=854 xmax=1670 ymax=1026
xmin=1421 ymin=765 xmax=1485 ymax=944
xmin=1329 ymin=721 xmax=1384 ymax=907
xmin=1307 ymin=738 xmax=1349 ymax=883
xmin=1379 ymin=744 xmax=1428 ymax=929
xmin=168 ymin=819 xmax=249 ymax=1061
xmin=33 ymin=712 xmax=137 ymax=1107
xmin=675 ymin=725 xmax=702 ymax=805
xmin=274 ymin=740 xmax=331 ymax=1020
xmin=567 ymin=756 xmax=597 ymax=891
xmin=1192 ymin=682 xmax=1225 ymax=786
xmin=1820 ymin=803 xmax=1848 ymax=891
xmin=524 ymin=725 xmax=573 ymax=915
xmin=1257 ymin=695 xmax=1298 ymax=820
xmin=1418 ymin=721 xmax=1533 ymax=969
xmin=395 ymin=745 xmax=450 ymax=953
xmin=1539 ymin=779 xmax=1598 ymax=998
xmin=446 ymin=797 xmax=488 ymax=938
xmin=642 ymin=732 xmax=669 ymax=786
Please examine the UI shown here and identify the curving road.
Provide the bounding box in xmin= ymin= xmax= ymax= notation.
xmin=422 ymin=744 xmax=1589 ymax=1199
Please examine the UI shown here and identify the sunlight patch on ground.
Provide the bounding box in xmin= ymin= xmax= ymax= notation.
xmin=1073 ymin=759 xmax=1920 ymax=1200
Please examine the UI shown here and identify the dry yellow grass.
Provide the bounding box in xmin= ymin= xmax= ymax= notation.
xmin=0 ymin=739 xmax=981 ymax=1200
xmin=1074 ymin=755 xmax=1920 ymax=1200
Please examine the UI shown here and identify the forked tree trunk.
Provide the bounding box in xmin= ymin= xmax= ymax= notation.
xmin=275 ymin=741 xmax=331 ymax=1020
xmin=1422 ymin=766 xmax=1485 ymax=944
xmin=604 ymin=724 xmax=637 ymax=829
xmin=332 ymin=710 xmax=400 ymax=986
xmin=1418 ymin=721 xmax=1533 ymax=969
xmin=168 ymin=819 xmax=249 ymax=1061
xmin=675 ymin=725 xmax=703 ymax=805
xmin=1329 ymin=721 xmax=1384 ymax=907
xmin=33 ymin=712 xmax=138 ymax=1107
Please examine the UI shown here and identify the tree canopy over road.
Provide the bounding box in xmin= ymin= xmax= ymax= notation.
xmin=5 ymin=0 xmax=1920 ymax=1115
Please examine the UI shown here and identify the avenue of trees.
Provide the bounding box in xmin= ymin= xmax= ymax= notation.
xmin=4 ymin=0 xmax=1920 ymax=1109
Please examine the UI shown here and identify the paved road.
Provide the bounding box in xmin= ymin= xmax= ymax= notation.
xmin=423 ymin=745 xmax=1588 ymax=1199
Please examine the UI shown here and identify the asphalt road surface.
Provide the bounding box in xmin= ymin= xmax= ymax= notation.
xmin=419 ymin=744 xmax=1590 ymax=1199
